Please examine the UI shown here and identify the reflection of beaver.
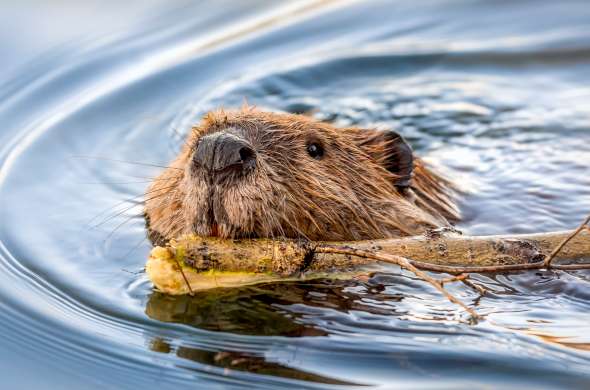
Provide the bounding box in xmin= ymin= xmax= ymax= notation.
xmin=145 ymin=108 xmax=459 ymax=243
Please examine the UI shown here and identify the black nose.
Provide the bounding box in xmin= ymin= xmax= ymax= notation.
xmin=193 ymin=132 xmax=256 ymax=173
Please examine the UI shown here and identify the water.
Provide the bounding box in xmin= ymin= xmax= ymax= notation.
xmin=0 ymin=1 xmax=589 ymax=388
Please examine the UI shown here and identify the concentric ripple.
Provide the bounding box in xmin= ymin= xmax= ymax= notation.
xmin=0 ymin=1 xmax=589 ymax=389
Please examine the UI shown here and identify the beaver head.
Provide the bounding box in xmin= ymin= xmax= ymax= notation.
xmin=144 ymin=108 xmax=459 ymax=243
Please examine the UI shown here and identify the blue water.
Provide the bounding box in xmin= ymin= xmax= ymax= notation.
xmin=0 ymin=1 xmax=589 ymax=388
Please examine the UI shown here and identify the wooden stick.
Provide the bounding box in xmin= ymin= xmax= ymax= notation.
xmin=543 ymin=213 xmax=590 ymax=268
xmin=147 ymin=227 xmax=590 ymax=294
xmin=146 ymin=218 xmax=590 ymax=319
xmin=348 ymin=229 xmax=590 ymax=267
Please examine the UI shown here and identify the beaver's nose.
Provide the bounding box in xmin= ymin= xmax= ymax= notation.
xmin=193 ymin=132 xmax=256 ymax=173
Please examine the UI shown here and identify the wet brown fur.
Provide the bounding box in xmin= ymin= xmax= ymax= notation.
xmin=145 ymin=108 xmax=459 ymax=243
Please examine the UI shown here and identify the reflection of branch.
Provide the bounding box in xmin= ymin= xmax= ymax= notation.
xmin=147 ymin=214 xmax=590 ymax=320
xmin=461 ymin=278 xmax=487 ymax=296
xmin=315 ymin=246 xmax=480 ymax=319
xmin=316 ymin=214 xmax=589 ymax=318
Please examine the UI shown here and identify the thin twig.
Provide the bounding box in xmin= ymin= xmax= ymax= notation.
xmin=404 ymin=258 xmax=590 ymax=274
xmin=552 ymin=263 xmax=590 ymax=270
xmin=403 ymin=259 xmax=545 ymax=274
xmin=439 ymin=273 xmax=469 ymax=284
xmin=544 ymin=213 xmax=590 ymax=268
xmin=461 ymin=278 xmax=487 ymax=296
xmin=316 ymin=247 xmax=480 ymax=319
xmin=173 ymin=257 xmax=194 ymax=296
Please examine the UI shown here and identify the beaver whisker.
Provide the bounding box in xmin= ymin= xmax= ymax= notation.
xmin=80 ymin=178 xmax=177 ymax=185
xmin=288 ymin=178 xmax=361 ymax=234
xmin=254 ymin=167 xmax=289 ymax=240
xmin=281 ymin=197 xmax=321 ymax=241
xmin=71 ymin=155 xmax=184 ymax=170
xmin=266 ymin=199 xmax=290 ymax=239
xmin=103 ymin=212 xmax=145 ymax=242
xmin=91 ymin=185 xmax=179 ymax=229
xmin=276 ymin=175 xmax=350 ymax=238
xmin=145 ymin=108 xmax=458 ymax=242
xmin=88 ymin=184 xmax=178 ymax=227
xmin=124 ymin=173 xmax=182 ymax=180
xmin=279 ymin=213 xmax=312 ymax=242
xmin=170 ymin=127 xmax=196 ymax=153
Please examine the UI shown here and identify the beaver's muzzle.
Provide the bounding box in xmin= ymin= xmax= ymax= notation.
xmin=192 ymin=132 xmax=256 ymax=174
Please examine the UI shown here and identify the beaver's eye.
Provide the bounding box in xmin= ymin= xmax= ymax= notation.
xmin=307 ymin=143 xmax=324 ymax=159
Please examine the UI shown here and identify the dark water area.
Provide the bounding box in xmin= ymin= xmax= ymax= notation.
xmin=0 ymin=1 xmax=589 ymax=388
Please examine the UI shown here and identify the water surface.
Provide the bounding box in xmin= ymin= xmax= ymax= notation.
xmin=0 ymin=1 xmax=589 ymax=388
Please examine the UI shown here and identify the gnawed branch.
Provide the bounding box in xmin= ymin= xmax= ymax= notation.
xmin=146 ymin=215 xmax=590 ymax=319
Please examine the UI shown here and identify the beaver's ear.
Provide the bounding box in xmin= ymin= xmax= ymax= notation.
xmin=352 ymin=129 xmax=414 ymax=189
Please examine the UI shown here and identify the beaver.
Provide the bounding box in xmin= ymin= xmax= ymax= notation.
xmin=145 ymin=108 xmax=459 ymax=243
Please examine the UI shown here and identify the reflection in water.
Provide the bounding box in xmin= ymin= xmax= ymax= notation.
xmin=524 ymin=331 xmax=590 ymax=353
xmin=146 ymin=284 xmax=328 ymax=336
xmin=145 ymin=279 xmax=404 ymax=335
xmin=0 ymin=0 xmax=589 ymax=388
xmin=148 ymin=337 xmax=357 ymax=385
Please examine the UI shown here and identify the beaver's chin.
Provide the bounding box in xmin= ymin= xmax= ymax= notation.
xmin=188 ymin=177 xmax=270 ymax=239
xmin=207 ymin=224 xmax=259 ymax=239
xmin=194 ymin=218 xmax=259 ymax=240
